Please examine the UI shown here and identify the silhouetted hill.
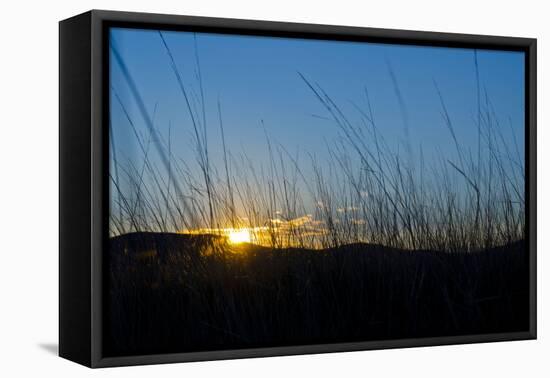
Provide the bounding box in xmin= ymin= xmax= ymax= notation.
xmin=105 ymin=232 xmax=529 ymax=356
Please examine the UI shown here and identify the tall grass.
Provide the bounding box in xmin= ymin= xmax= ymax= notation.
xmin=105 ymin=37 xmax=528 ymax=355
xmin=109 ymin=36 xmax=524 ymax=253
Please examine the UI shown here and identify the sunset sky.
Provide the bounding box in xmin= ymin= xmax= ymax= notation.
xmin=108 ymin=26 xmax=525 ymax=237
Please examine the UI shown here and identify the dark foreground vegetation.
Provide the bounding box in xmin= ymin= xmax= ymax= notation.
xmin=104 ymin=232 xmax=529 ymax=357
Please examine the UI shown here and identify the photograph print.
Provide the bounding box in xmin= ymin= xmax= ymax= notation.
xmin=106 ymin=27 xmax=529 ymax=357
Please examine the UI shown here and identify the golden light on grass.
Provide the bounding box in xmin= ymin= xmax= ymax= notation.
xmin=179 ymin=216 xmax=329 ymax=249
xmin=228 ymin=228 xmax=251 ymax=244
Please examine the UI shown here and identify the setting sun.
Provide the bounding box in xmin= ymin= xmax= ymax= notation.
xmin=228 ymin=229 xmax=251 ymax=244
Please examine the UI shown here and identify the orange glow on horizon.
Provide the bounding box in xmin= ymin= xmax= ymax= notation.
xmin=179 ymin=215 xmax=333 ymax=249
xmin=228 ymin=229 xmax=251 ymax=244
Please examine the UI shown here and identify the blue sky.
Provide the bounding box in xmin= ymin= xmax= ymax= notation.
xmin=109 ymin=27 xmax=525 ymax=224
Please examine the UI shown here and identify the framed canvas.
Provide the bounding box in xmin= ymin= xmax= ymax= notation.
xmin=59 ymin=10 xmax=537 ymax=368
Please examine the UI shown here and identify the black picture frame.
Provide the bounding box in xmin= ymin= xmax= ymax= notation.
xmin=59 ymin=9 xmax=537 ymax=368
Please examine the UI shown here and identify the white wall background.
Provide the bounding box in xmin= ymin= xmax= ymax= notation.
xmin=0 ymin=0 xmax=547 ymax=376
